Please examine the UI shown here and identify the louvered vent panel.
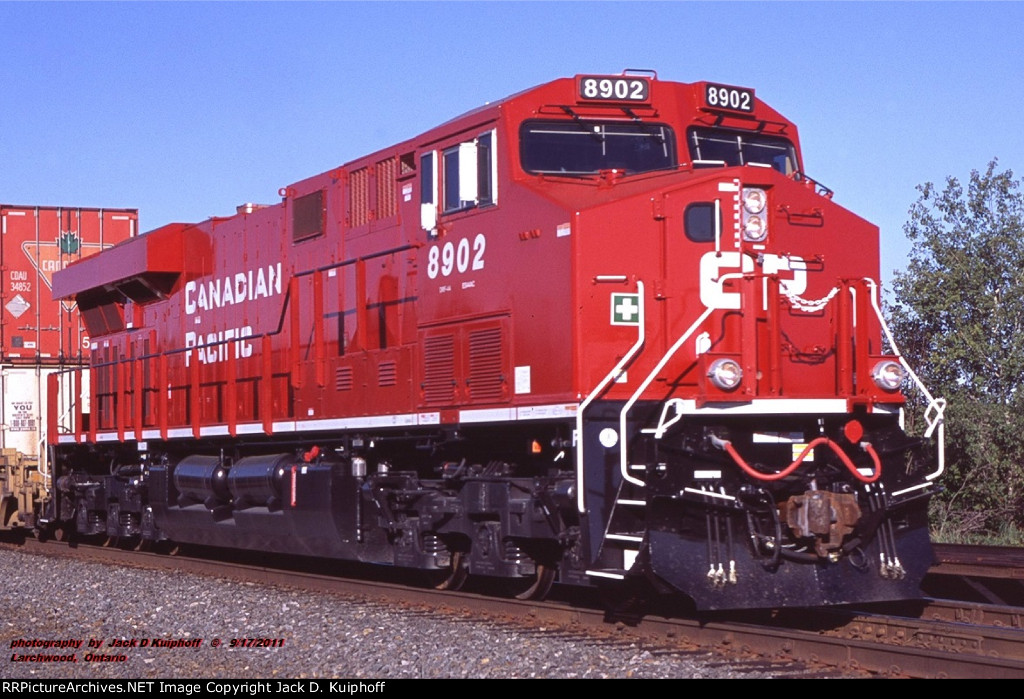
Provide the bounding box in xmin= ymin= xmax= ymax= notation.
xmin=376 ymin=157 xmax=397 ymax=219
xmin=422 ymin=335 xmax=455 ymax=404
xmin=378 ymin=360 xmax=397 ymax=387
xmin=335 ymin=366 xmax=354 ymax=391
xmin=349 ymin=167 xmax=369 ymax=227
xmin=468 ymin=327 xmax=504 ymax=402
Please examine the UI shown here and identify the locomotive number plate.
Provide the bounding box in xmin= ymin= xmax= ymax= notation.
xmin=577 ymin=76 xmax=650 ymax=103
xmin=704 ymin=83 xmax=755 ymax=113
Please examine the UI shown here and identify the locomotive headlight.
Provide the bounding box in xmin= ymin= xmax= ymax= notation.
xmin=871 ymin=360 xmax=906 ymax=392
xmin=737 ymin=187 xmax=770 ymax=241
xmin=708 ymin=358 xmax=743 ymax=391
xmin=742 ymin=187 xmax=767 ymax=214
xmin=742 ymin=214 xmax=767 ymax=241
xmin=741 ymin=188 xmax=768 ymax=242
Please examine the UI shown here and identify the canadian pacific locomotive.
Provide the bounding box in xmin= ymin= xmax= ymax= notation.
xmin=40 ymin=71 xmax=945 ymax=610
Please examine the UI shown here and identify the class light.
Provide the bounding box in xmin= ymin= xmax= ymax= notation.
xmin=708 ymin=358 xmax=743 ymax=391
xmin=871 ymin=360 xmax=906 ymax=392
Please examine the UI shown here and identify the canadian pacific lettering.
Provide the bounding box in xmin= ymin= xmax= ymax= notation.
xmin=185 ymin=326 xmax=253 ymax=366
xmin=185 ymin=263 xmax=282 ymax=315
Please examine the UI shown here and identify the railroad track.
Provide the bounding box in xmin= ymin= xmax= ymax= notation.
xmin=925 ymin=544 xmax=1024 ymax=607
xmin=4 ymin=536 xmax=1024 ymax=679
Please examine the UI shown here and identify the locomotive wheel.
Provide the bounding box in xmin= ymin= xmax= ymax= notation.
xmin=431 ymin=551 xmax=468 ymax=591
xmin=160 ymin=541 xmax=182 ymax=556
xmin=0 ymin=498 xmax=16 ymax=529
xmin=116 ymin=536 xmax=142 ymax=551
xmin=53 ymin=524 xmax=73 ymax=543
xmin=511 ymin=564 xmax=556 ymax=601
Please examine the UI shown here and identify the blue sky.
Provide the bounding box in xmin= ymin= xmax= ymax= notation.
xmin=2 ymin=1 xmax=1021 ymax=290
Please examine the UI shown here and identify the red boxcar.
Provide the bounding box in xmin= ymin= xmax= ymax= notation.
xmin=43 ymin=73 xmax=943 ymax=610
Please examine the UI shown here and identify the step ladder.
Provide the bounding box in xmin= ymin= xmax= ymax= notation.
xmin=585 ymin=463 xmax=648 ymax=580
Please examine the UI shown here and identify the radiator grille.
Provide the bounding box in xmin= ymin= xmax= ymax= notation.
xmin=349 ymin=167 xmax=369 ymax=227
xmin=376 ymin=157 xmax=397 ymax=219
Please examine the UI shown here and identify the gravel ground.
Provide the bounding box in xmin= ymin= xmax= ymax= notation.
xmin=0 ymin=547 xmax=764 ymax=679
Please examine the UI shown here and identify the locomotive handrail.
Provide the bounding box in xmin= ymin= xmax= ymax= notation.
xmin=575 ymin=279 xmax=646 ymax=513
xmin=648 ymin=398 xmax=685 ymax=439
xmin=49 ymin=242 xmax=424 ymax=443
xmin=44 ymin=382 xmax=84 ymax=485
xmin=714 ymin=198 xmax=723 ymax=254
xmin=36 ymin=435 xmax=50 ymax=492
xmin=617 ymin=292 xmax=725 ymax=487
xmin=58 ymin=242 xmax=420 ymax=375
xmin=863 ymin=277 xmax=946 ymax=485
xmin=789 ymin=171 xmax=834 ymax=199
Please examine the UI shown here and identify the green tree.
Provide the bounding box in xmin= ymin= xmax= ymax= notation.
xmin=888 ymin=159 xmax=1024 ymax=543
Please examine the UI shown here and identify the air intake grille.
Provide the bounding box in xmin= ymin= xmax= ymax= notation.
xmin=468 ymin=327 xmax=504 ymax=402
xmin=335 ymin=366 xmax=354 ymax=391
xmin=422 ymin=334 xmax=455 ymax=404
xmin=378 ymin=360 xmax=397 ymax=387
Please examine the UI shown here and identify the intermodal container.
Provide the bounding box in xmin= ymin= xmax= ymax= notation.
xmin=1 ymin=205 xmax=137 ymax=362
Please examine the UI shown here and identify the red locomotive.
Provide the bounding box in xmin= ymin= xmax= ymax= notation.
xmin=42 ymin=71 xmax=944 ymax=610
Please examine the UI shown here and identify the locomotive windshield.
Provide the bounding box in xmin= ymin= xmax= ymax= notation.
xmin=687 ymin=127 xmax=797 ymax=174
xmin=519 ymin=120 xmax=677 ymax=175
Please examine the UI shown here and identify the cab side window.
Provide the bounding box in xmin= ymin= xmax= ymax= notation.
xmin=443 ymin=130 xmax=496 ymax=213
xmin=421 ymin=130 xmax=497 ymax=234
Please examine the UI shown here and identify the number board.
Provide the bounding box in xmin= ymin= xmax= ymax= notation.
xmin=577 ymin=76 xmax=651 ymax=103
xmin=703 ymin=83 xmax=755 ymax=113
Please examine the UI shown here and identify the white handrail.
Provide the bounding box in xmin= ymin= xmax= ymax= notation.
xmin=617 ymin=303 xmax=720 ymax=487
xmin=575 ymin=280 xmax=646 ymax=513
xmin=864 ymin=277 xmax=945 ymax=482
